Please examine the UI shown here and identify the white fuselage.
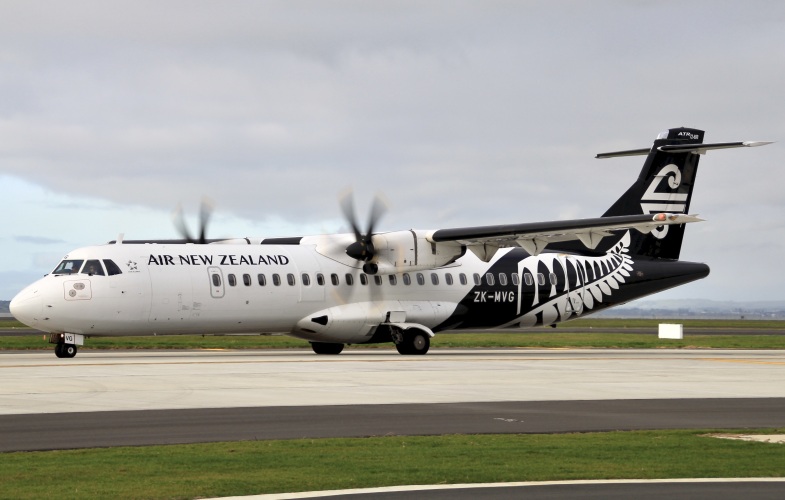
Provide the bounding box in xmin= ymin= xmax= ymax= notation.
xmin=11 ymin=239 xmax=477 ymax=343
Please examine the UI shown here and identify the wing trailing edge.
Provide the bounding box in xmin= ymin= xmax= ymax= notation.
xmin=428 ymin=213 xmax=702 ymax=259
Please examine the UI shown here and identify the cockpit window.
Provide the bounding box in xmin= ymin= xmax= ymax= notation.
xmin=82 ymin=259 xmax=105 ymax=276
xmin=53 ymin=260 xmax=84 ymax=275
xmin=103 ymin=260 xmax=123 ymax=276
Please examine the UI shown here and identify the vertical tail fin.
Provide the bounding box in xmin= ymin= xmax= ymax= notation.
xmin=600 ymin=127 xmax=705 ymax=260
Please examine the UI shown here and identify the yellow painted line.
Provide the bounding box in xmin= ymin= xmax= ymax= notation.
xmin=0 ymin=355 xmax=731 ymax=370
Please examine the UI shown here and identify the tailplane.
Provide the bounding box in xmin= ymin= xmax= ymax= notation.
xmin=598 ymin=128 xmax=770 ymax=259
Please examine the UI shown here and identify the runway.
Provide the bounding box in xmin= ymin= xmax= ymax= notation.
xmin=2 ymin=348 xmax=785 ymax=452
xmin=3 ymin=348 xmax=785 ymax=498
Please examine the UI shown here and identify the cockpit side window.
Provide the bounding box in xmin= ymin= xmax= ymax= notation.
xmin=82 ymin=259 xmax=106 ymax=276
xmin=103 ymin=260 xmax=123 ymax=276
xmin=53 ymin=260 xmax=84 ymax=275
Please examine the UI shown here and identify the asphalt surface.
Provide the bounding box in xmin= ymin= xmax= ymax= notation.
xmin=316 ymin=481 xmax=785 ymax=500
xmin=2 ymin=398 xmax=785 ymax=452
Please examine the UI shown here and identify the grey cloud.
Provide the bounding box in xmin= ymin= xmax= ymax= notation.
xmin=14 ymin=236 xmax=65 ymax=245
xmin=0 ymin=1 xmax=783 ymax=300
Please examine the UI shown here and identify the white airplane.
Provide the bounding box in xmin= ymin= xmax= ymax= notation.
xmin=10 ymin=128 xmax=771 ymax=358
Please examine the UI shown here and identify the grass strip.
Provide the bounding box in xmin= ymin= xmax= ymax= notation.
xmin=3 ymin=332 xmax=785 ymax=351
xmin=1 ymin=430 xmax=784 ymax=499
xmin=3 ymin=319 xmax=784 ymax=351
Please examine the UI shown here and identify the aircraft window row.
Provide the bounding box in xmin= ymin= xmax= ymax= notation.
xmin=470 ymin=271 xmax=557 ymax=287
xmin=223 ymin=270 xmax=560 ymax=289
xmin=52 ymin=259 xmax=122 ymax=276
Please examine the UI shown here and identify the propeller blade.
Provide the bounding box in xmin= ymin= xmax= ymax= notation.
xmin=198 ymin=198 xmax=214 ymax=244
xmin=339 ymin=190 xmax=363 ymax=242
xmin=172 ymin=203 xmax=196 ymax=243
xmin=173 ymin=199 xmax=213 ymax=244
xmin=366 ymin=194 xmax=387 ymax=237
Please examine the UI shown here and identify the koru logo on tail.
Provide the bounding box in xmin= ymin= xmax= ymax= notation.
xmin=640 ymin=164 xmax=687 ymax=239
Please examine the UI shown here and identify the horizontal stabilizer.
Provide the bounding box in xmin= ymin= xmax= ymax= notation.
xmin=657 ymin=141 xmax=773 ymax=154
xmin=597 ymin=140 xmax=772 ymax=159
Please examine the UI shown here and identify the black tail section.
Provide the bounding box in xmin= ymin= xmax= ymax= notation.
xmin=601 ymin=127 xmax=705 ymax=260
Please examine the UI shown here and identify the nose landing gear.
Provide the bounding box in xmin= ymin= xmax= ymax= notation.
xmin=49 ymin=333 xmax=81 ymax=358
xmin=54 ymin=342 xmax=78 ymax=358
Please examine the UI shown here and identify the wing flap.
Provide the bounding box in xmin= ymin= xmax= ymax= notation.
xmin=428 ymin=213 xmax=702 ymax=258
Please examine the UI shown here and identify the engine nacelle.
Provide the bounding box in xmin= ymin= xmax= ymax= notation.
xmin=367 ymin=230 xmax=465 ymax=275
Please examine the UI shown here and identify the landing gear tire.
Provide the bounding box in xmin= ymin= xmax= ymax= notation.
xmin=63 ymin=344 xmax=77 ymax=358
xmin=54 ymin=343 xmax=77 ymax=358
xmin=310 ymin=342 xmax=344 ymax=355
xmin=395 ymin=330 xmax=430 ymax=355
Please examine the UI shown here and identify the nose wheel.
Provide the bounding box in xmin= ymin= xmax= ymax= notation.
xmin=54 ymin=342 xmax=78 ymax=358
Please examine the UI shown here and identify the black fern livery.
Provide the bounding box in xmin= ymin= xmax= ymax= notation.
xmin=439 ymin=127 xmax=714 ymax=330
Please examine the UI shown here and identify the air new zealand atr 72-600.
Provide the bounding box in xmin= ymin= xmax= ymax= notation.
xmin=10 ymin=128 xmax=771 ymax=357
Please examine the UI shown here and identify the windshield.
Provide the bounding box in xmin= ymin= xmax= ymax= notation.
xmin=53 ymin=260 xmax=84 ymax=275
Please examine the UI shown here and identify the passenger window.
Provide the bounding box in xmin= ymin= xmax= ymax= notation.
xmin=388 ymin=275 xmax=397 ymax=285
xmin=431 ymin=273 xmax=439 ymax=285
xmin=212 ymin=274 xmax=222 ymax=287
xmin=272 ymin=274 xmax=281 ymax=286
xmin=403 ymin=273 xmax=412 ymax=285
xmin=374 ymin=275 xmax=383 ymax=285
xmin=83 ymin=260 xmax=105 ymax=276
xmin=316 ymin=273 xmax=325 ymax=286
xmin=511 ymin=273 xmax=520 ymax=286
xmin=331 ymin=274 xmax=339 ymax=286
xmin=485 ymin=273 xmax=495 ymax=286
xmin=524 ymin=273 xmax=533 ymax=286
xmin=228 ymin=274 xmax=237 ymax=287
xmin=287 ymin=273 xmax=296 ymax=286
xmin=345 ymin=273 xmax=354 ymax=286
xmin=538 ymin=273 xmax=546 ymax=286
xmin=302 ymin=273 xmax=311 ymax=286
xmin=445 ymin=273 xmax=453 ymax=285
xmin=473 ymin=273 xmax=481 ymax=286
xmin=243 ymin=274 xmax=251 ymax=286
xmin=360 ymin=274 xmax=368 ymax=285
xmin=498 ymin=273 xmax=507 ymax=286
xmin=549 ymin=273 xmax=557 ymax=285
xmin=416 ymin=273 xmax=425 ymax=285
xmin=258 ymin=274 xmax=267 ymax=286
xmin=103 ymin=260 xmax=123 ymax=276
xmin=459 ymin=273 xmax=468 ymax=285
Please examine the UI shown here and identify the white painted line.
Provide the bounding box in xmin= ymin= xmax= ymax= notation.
xmin=210 ymin=478 xmax=785 ymax=499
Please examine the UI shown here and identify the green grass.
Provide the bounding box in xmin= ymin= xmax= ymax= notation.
xmin=3 ymin=318 xmax=785 ymax=351
xmin=4 ymin=332 xmax=785 ymax=350
xmin=1 ymin=430 xmax=783 ymax=499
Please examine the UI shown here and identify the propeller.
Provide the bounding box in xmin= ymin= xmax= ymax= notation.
xmin=340 ymin=190 xmax=387 ymax=274
xmin=172 ymin=198 xmax=214 ymax=244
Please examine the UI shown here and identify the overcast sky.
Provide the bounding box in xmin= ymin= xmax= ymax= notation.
xmin=1 ymin=1 xmax=783 ymax=302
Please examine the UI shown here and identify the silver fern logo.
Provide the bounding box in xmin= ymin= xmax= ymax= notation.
xmin=506 ymin=232 xmax=634 ymax=328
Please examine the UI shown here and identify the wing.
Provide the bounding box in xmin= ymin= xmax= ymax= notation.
xmin=428 ymin=213 xmax=702 ymax=261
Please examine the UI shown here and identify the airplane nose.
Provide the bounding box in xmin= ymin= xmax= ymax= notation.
xmin=9 ymin=288 xmax=42 ymax=328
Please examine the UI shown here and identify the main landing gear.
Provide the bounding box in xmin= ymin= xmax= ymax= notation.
xmin=310 ymin=342 xmax=345 ymax=355
xmin=393 ymin=329 xmax=430 ymax=355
